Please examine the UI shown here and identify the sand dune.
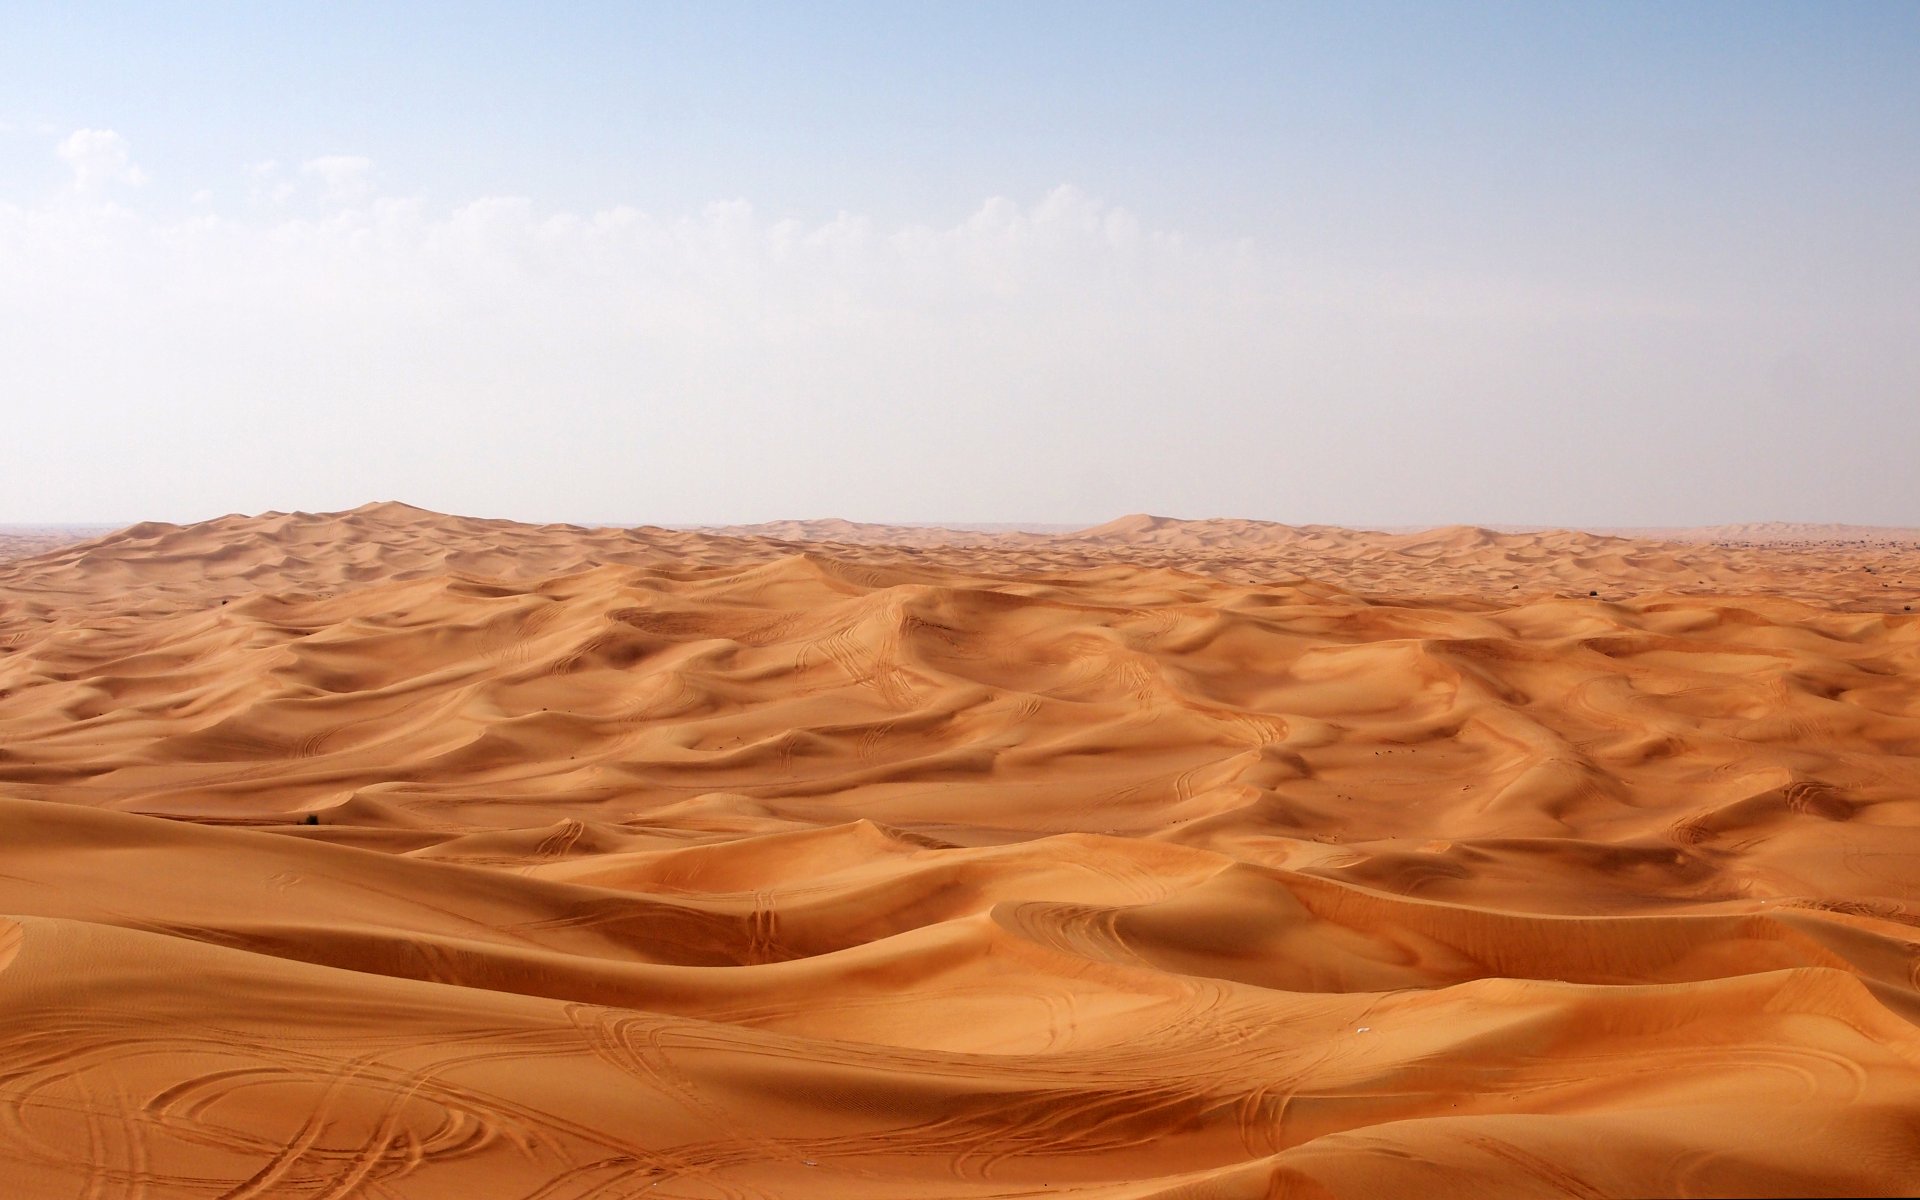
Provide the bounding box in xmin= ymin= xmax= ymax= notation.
xmin=0 ymin=525 xmax=107 ymax=563
xmin=3 ymin=505 xmax=1920 ymax=1196
xmin=1662 ymin=522 xmax=1920 ymax=547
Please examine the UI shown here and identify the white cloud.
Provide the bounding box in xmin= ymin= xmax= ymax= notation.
xmin=0 ymin=176 xmax=1281 ymax=518
xmin=57 ymin=128 xmax=146 ymax=193
xmin=300 ymin=155 xmax=374 ymax=204
xmin=244 ymin=159 xmax=296 ymax=206
xmin=4 ymin=151 xmax=1898 ymax=527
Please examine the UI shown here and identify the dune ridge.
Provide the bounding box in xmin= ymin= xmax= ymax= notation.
xmin=2 ymin=503 xmax=1920 ymax=1196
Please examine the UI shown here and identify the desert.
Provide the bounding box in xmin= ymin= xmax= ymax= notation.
xmin=10 ymin=1 xmax=1920 ymax=1193
xmin=0 ymin=502 xmax=1918 ymax=1196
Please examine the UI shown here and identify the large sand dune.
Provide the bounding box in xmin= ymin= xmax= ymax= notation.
xmin=3 ymin=503 xmax=1920 ymax=1196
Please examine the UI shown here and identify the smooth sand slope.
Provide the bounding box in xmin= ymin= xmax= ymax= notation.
xmin=2 ymin=502 xmax=1920 ymax=1197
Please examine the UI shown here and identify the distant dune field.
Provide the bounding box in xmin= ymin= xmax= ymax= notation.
xmin=1 ymin=503 xmax=1918 ymax=1197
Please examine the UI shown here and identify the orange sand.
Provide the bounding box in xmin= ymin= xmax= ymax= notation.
xmin=2 ymin=502 xmax=1919 ymax=1197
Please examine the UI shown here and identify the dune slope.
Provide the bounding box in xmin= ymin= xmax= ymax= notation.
xmin=2 ymin=504 xmax=1920 ymax=1197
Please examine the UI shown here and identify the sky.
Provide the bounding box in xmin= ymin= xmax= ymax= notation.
xmin=2 ymin=1 xmax=1917 ymax=527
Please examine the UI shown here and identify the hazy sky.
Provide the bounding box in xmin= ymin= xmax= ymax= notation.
xmin=3 ymin=1 xmax=1917 ymax=526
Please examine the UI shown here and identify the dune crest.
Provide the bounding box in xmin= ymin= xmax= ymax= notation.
xmin=2 ymin=503 xmax=1919 ymax=1196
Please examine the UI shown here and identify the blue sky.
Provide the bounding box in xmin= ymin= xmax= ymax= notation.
xmin=2 ymin=2 xmax=1917 ymax=525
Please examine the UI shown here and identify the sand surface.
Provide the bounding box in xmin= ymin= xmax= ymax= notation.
xmin=3 ymin=502 xmax=1920 ymax=1197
